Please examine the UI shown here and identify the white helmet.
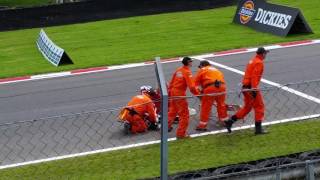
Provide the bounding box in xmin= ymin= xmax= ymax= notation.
xmin=140 ymin=85 xmax=156 ymax=96
xmin=140 ymin=85 xmax=152 ymax=92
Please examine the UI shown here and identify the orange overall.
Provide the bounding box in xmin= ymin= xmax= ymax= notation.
xmin=195 ymin=66 xmax=228 ymax=129
xmin=123 ymin=94 xmax=157 ymax=133
xmin=235 ymin=54 xmax=265 ymax=122
xmin=168 ymin=66 xmax=199 ymax=138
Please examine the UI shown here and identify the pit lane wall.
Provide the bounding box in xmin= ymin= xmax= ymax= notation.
xmin=0 ymin=0 xmax=237 ymax=31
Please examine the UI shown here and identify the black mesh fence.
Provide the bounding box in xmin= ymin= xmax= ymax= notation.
xmin=0 ymin=79 xmax=319 ymax=179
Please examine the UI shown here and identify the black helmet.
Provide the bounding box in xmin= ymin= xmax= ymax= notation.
xmin=198 ymin=60 xmax=210 ymax=68
xmin=256 ymin=47 xmax=269 ymax=54
xmin=182 ymin=57 xmax=192 ymax=66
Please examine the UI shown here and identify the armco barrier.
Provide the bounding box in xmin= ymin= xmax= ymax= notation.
xmin=158 ymin=151 xmax=320 ymax=180
xmin=212 ymin=164 xmax=256 ymax=176
xmin=36 ymin=29 xmax=73 ymax=66
xmin=256 ymin=157 xmax=301 ymax=168
xmin=300 ymin=149 xmax=320 ymax=161
xmin=0 ymin=0 xmax=237 ymax=31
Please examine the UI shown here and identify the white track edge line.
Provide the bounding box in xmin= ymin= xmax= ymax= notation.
xmin=212 ymin=50 xmax=250 ymax=57
xmin=0 ymin=114 xmax=318 ymax=170
xmin=261 ymin=79 xmax=320 ymax=104
xmin=313 ymin=39 xmax=320 ymax=43
xmin=70 ymin=69 xmax=108 ymax=75
xmin=0 ymin=79 xmax=34 ymax=85
xmin=279 ymin=42 xmax=316 ymax=48
xmin=31 ymin=72 xmax=72 ymax=79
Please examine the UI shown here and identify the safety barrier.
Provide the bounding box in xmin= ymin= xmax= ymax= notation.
xmin=166 ymin=151 xmax=320 ymax=180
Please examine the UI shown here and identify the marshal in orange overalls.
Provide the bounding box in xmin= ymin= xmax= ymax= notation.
xmin=168 ymin=63 xmax=199 ymax=138
xmin=235 ymin=54 xmax=265 ymax=122
xmin=122 ymin=94 xmax=157 ymax=134
xmin=194 ymin=64 xmax=228 ymax=130
xmin=225 ymin=47 xmax=269 ymax=134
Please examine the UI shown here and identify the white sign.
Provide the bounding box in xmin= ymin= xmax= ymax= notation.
xmin=36 ymin=29 xmax=65 ymax=66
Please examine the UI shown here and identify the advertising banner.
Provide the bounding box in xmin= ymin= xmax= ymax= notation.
xmin=233 ymin=0 xmax=312 ymax=36
xmin=36 ymin=29 xmax=73 ymax=66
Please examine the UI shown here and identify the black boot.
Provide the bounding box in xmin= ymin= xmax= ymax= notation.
xmin=148 ymin=123 xmax=159 ymax=131
xmin=173 ymin=116 xmax=179 ymax=124
xmin=255 ymin=122 xmax=268 ymax=135
xmin=124 ymin=122 xmax=131 ymax=135
xmin=225 ymin=115 xmax=237 ymax=133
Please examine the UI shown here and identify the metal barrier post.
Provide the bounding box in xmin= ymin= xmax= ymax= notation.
xmin=306 ymin=160 xmax=315 ymax=180
xmin=275 ymin=162 xmax=281 ymax=180
xmin=155 ymin=57 xmax=168 ymax=180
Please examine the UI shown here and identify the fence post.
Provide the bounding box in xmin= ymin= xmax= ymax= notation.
xmin=155 ymin=57 xmax=168 ymax=180
xmin=306 ymin=160 xmax=315 ymax=180
xmin=275 ymin=162 xmax=281 ymax=180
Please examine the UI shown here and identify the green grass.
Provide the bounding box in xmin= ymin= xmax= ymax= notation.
xmin=1 ymin=119 xmax=319 ymax=179
xmin=0 ymin=0 xmax=319 ymax=78
xmin=0 ymin=0 xmax=54 ymax=7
